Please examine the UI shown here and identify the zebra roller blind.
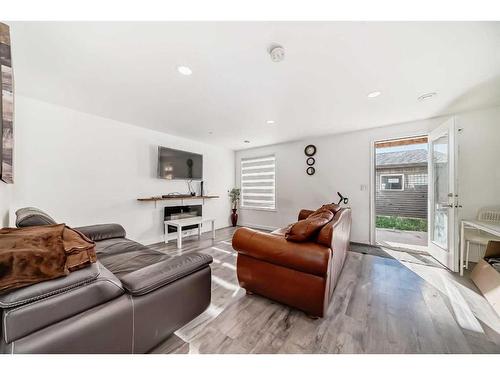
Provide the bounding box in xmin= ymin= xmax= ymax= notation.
xmin=240 ymin=155 xmax=276 ymax=210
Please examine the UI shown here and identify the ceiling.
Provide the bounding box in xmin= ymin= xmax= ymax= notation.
xmin=9 ymin=21 xmax=500 ymax=150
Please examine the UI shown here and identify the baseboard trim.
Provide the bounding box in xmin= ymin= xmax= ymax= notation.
xmin=239 ymin=222 xmax=279 ymax=231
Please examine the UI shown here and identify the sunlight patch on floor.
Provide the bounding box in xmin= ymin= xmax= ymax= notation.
xmin=398 ymin=260 xmax=500 ymax=334
xmin=211 ymin=246 xmax=232 ymax=254
xmin=221 ymin=262 xmax=236 ymax=271
xmin=212 ymin=275 xmax=239 ymax=291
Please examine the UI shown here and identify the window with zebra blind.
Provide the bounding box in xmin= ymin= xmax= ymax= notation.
xmin=240 ymin=155 xmax=276 ymax=210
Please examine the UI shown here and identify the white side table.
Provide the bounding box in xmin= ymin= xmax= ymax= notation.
xmin=460 ymin=219 xmax=500 ymax=276
xmin=164 ymin=217 xmax=215 ymax=249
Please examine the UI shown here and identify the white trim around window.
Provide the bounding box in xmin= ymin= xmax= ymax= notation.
xmin=240 ymin=155 xmax=276 ymax=211
xmin=380 ymin=173 xmax=405 ymax=191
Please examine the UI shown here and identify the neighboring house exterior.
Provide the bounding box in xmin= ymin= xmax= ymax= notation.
xmin=375 ymin=149 xmax=428 ymax=219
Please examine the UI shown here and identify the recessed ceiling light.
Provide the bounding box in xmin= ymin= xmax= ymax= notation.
xmin=266 ymin=120 xmax=276 ymax=125
xmin=244 ymin=140 xmax=250 ymax=144
xmin=177 ymin=66 xmax=192 ymax=76
xmin=367 ymin=91 xmax=382 ymax=98
xmin=418 ymin=92 xmax=437 ymax=101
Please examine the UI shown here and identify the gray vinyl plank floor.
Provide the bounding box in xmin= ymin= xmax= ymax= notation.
xmin=148 ymin=226 xmax=500 ymax=354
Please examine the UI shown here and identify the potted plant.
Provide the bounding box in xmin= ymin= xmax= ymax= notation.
xmin=229 ymin=188 xmax=241 ymax=227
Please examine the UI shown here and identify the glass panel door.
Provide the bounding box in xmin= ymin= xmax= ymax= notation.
xmin=427 ymin=117 xmax=458 ymax=271
xmin=431 ymin=134 xmax=449 ymax=249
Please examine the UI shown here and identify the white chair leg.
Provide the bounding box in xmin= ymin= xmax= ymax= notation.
xmin=465 ymin=241 xmax=470 ymax=269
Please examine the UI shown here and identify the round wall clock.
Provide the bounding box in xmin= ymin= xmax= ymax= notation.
xmin=306 ymin=167 xmax=315 ymax=176
xmin=306 ymin=157 xmax=315 ymax=166
xmin=304 ymin=144 xmax=317 ymax=157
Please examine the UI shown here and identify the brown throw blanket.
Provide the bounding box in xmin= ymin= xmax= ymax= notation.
xmin=0 ymin=224 xmax=97 ymax=294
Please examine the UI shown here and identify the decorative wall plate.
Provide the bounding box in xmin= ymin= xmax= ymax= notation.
xmin=304 ymin=144 xmax=316 ymax=157
xmin=306 ymin=167 xmax=315 ymax=176
xmin=306 ymin=157 xmax=315 ymax=166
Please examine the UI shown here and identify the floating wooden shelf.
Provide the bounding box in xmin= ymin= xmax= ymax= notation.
xmin=137 ymin=195 xmax=220 ymax=202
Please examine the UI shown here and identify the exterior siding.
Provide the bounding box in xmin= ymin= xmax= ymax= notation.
xmin=375 ymin=164 xmax=428 ymax=219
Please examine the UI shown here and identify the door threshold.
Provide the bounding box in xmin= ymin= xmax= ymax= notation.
xmin=376 ymin=241 xmax=430 ymax=256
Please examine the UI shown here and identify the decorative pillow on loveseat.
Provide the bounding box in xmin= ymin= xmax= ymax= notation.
xmin=285 ymin=208 xmax=334 ymax=242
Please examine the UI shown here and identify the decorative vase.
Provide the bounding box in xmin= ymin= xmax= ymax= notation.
xmin=231 ymin=208 xmax=238 ymax=227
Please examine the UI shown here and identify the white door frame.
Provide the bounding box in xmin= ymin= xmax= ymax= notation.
xmin=369 ymin=132 xmax=429 ymax=246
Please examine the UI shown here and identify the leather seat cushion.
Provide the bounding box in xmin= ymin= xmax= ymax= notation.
xmin=96 ymin=238 xmax=172 ymax=279
xmin=285 ymin=208 xmax=334 ymax=242
xmin=96 ymin=238 xmax=212 ymax=293
xmin=233 ymin=227 xmax=331 ymax=276
xmin=1 ymin=263 xmax=123 ymax=343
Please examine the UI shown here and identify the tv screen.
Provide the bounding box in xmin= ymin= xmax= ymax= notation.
xmin=158 ymin=146 xmax=203 ymax=180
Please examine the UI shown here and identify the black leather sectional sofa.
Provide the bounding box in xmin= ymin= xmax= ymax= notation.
xmin=0 ymin=212 xmax=213 ymax=354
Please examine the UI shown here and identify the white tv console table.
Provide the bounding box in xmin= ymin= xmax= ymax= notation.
xmin=164 ymin=216 xmax=215 ymax=249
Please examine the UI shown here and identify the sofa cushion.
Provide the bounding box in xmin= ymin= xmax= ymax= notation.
xmin=285 ymin=208 xmax=334 ymax=242
xmin=1 ymin=263 xmax=123 ymax=343
xmin=0 ymin=224 xmax=68 ymax=294
xmin=95 ymin=237 xmax=173 ymax=278
xmin=0 ymin=262 xmax=100 ymax=309
xmin=233 ymin=227 xmax=331 ymax=277
xmin=74 ymin=224 xmax=126 ymax=242
xmin=120 ymin=253 xmax=213 ymax=296
xmin=15 ymin=207 xmax=57 ymax=228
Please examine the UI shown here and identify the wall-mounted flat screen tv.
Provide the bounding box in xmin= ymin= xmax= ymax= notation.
xmin=158 ymin=146 xmax=203 ymax=180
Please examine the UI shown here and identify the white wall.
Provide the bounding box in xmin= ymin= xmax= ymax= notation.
xmin=235 ymin=106 xmax=500 ymax=244
xmin=13 ymin=95 xmax=235 ymax=244
xmin=457 ymin=106 xmax=500 ymax=220
xmin=0 ymin=183 xmax=13 ymax=227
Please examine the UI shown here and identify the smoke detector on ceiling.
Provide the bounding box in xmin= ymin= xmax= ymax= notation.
xmin=269 ymin=45 xmax=285 ymax=62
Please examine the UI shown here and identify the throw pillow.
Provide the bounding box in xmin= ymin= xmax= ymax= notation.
xmin=285 ymin=208 xmax=334 ymax=242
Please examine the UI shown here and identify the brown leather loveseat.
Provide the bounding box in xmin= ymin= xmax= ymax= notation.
xmin=232 ymin=206 xmax=351 ymax=318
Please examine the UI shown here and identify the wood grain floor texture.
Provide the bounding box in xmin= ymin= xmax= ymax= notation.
xmin=149 ymin=227 xmax=500 ymax=354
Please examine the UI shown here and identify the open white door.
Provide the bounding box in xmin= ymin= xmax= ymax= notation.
xmin=428 ymin=118 xmax=459 ymax=271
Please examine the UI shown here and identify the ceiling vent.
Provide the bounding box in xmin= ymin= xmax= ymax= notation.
xmin=269 ymin=45 xmax=285 ymax=62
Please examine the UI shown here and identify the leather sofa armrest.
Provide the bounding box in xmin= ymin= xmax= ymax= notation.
xmin=120 ymin=252 xmax=213 ymax=296
xmin=232 ymin=227 xmax=330 ymax=276
xmin=74 ymin=224 xmax=126 ymax=242
xmin=0 ymin=263 xmax=101 ymax=309
xmin=298 ymin=209 xmax=315 ymax=221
